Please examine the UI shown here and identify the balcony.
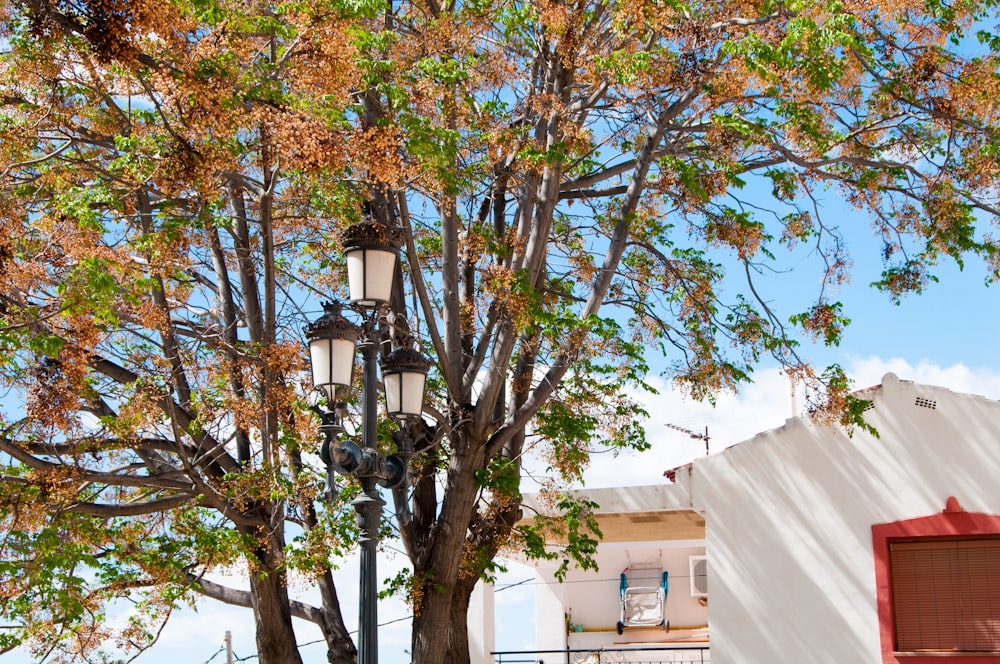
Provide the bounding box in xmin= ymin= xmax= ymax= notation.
xmin=491 ymin=645 xmax=710 ymax=663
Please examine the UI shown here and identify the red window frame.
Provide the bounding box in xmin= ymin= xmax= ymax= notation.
xmin=873 ymin=497 xmax=1000 ymax=663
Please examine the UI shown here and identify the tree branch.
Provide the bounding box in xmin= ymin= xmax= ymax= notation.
xmin=185 ymin=574 xmax=326 ymax=626
xmin=65 ymin=494 xmax=194 ymax=517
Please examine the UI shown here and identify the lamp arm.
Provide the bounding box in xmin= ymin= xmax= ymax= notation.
xmin=324 ymin=438 xmax=362 ymax=475
xmin=321 ymin=438 xmax=407 ymax=489
xmin=355 ymin=448 xmax=407 ymax=488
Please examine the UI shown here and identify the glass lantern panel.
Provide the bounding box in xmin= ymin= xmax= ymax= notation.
xmin=346 ymin=247 xmax=397 ymax=306
xmin=309 ymin=336 xmax=356 ymax=397
xmin=384 ymin=371 xmax=426 ymax=417
xmin=384 ymin=372 xmax=402 ymax=415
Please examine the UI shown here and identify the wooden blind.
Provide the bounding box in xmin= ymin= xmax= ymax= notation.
xmin=890 ymin=538 xmax=1000 ymax=652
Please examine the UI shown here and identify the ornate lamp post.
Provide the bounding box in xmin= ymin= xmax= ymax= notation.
xmin=305 ymin=217 xmax=430 ymax=664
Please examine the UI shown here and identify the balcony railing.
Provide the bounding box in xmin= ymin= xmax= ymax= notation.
xmin=491 ymin=645 xmax=710 ymax=664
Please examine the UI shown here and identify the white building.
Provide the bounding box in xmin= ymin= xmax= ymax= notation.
xmin=517 ymin=373 xmax=1000 ymax=664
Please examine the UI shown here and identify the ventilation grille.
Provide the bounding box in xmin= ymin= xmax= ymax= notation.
xmin=690 ymin=556 xmax=708 ymax=597
xmin=861 ymin=400 xmax=875 ymax=412
xmin=915 ymin=396 xmax=937 ymax=410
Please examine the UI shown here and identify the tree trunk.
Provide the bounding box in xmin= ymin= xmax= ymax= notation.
xmin=411 ymin=593 xmax=452 ymax=664
xmin=445 ymin=580 xmax=474 ymax=664
xmin=410 ymin=444 xmax=483 ymax=663
xmin=409 ymin=571 xmax=478 ymax=664
xmin=249 ymin=546 xmax=305 ymax=664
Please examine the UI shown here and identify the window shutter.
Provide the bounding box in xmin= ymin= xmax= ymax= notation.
xmin=890 ymin=538 xmax=1000 ymax=652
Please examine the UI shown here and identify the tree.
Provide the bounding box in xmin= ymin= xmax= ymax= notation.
xmin=0 ymin=0 xmax=998 ymax=661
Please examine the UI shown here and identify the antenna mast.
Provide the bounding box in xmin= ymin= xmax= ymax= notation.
xmin=665 ymin=423 xmax=710 ymax=456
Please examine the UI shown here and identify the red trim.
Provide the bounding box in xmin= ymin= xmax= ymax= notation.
xmin=872 ymin=498 xmax=1000 ymax=664
xmin=892 ymin=658 xmax=1000 ymax=663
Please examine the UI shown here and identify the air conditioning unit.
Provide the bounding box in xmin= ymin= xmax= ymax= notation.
xmin=689 ymin=555 xmax=708 ymax=598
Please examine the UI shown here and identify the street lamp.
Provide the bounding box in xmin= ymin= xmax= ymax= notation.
xmin=305 ymin=216 xmax=430 ymax=664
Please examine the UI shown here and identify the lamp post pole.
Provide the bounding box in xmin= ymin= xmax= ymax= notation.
xmin=355 ymin=321 xmax=382 ymax=664
xmin=305 ymin=214 xmax=430 ymax=664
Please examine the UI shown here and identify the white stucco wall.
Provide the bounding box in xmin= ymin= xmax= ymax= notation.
xmin=689 ymin=373 xmax=1000 ymax=664
xmin=468 ymin=580 xmax=494 ymax=664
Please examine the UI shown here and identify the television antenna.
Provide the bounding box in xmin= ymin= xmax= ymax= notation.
xmin=665 ymin=423 xmax=710 ymax=456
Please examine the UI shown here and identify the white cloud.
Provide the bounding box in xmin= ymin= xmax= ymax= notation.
xmin=155 ymin=600 xmax=256 ymax=656
xmin=845 ymin=356 xmax=1000 ymax=400
xmin=578 ymin=369 xmax=797 ymax=488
